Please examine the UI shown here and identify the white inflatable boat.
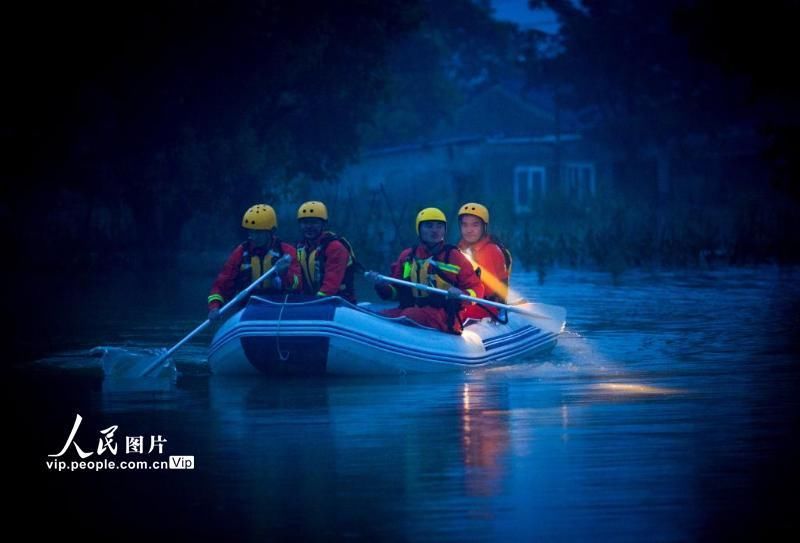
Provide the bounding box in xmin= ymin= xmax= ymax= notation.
xmin=208 ymin=295 xmax=566 ymax=375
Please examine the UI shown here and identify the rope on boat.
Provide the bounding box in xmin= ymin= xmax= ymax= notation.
xmin=276 ymin=294 xmax=290 ymax=361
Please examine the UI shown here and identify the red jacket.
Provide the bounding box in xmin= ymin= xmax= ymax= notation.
xmin=296 ymin=232 xmax=356 ymax=303
xmin=207 ymin=240 xmax=302 ymax=310
xmin=376 ymin=243 xmax=483 ymax=333
xmin=458 ymin=236 xmax=509 ymax=301
xmin=458 ymin=236 xmax=510 ymax=320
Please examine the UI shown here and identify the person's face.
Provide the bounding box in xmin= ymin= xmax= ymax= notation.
xmin=459 ymin=214 xmax=485 ymax=244
xmin=299 ymin=218 xmax=325 ymax=240
xmin=419 ymin=221 xmax=446 ymax=245
xmin=249 ymin=229 xmax=272 ymax=247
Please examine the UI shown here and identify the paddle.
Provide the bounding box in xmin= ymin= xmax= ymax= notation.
xmin=140 ymin=254 xmax=291 ymax=377
xmin=365 ymin=271 xmax=565 ymax=322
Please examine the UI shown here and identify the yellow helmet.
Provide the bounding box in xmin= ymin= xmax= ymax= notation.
xmin=242 ymin=204 xmax=277 ymax=230
xmin=458 ymin=202 xmax=489 ymax=224
xmin=297 ymin=200 xmax=328 ymax=221
xmin=415 ymin=207 xmax=447 ymax=235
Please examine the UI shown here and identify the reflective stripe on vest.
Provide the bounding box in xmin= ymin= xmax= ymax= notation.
xmin=298 ymin=239 xmax=352 ymax=295
xmin=297 ymin=246 xmax=317 ymax=293
xmin=403 ymin=256 xmax=460 ymax=300
xmin=244 ymin=249 xmax=281 ymax=287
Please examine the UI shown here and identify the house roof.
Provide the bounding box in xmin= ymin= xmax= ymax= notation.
xmin=434 ymin=85 xmax=556 ymax=139
xmin=359 ymin=84 xmax=582 ymax=157
xmin=361 ymin=133 xmax=581 ymax=158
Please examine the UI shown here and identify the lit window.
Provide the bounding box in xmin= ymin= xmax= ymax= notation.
xmin=562 ymin=162 xmax=596 ymax=199
xmin=513 ymin=166 xmax=547 ymax=214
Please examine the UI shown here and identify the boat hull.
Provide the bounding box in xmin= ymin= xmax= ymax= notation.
xmin=208 ymin=296 xmax=564 ymax=376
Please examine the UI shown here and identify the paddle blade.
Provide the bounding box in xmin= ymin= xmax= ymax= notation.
xmin=530 ymin=302 xmax=567 ymax=325
xmin=99 ymin=346 xmax=176 ymax=379
xmin=511 ymin=302 xmax=567 ymax=333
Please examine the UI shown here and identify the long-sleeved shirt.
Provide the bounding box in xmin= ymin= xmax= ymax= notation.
xmin=207 ymin=239 xmax=302 ymax=310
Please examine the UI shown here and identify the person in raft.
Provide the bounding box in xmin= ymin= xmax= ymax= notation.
xmin=368 ymin=207 xmax=484 ymax=334
xmin=207 ymin=204 xmax=302 ymax=320
xmin=456 ymin=202 xmax=513 ymax=321
xmin=295 ymin=200 xmax=359 ymax=303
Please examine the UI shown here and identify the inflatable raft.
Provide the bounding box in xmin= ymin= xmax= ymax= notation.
xmin=208 ymin=295 xmax=566 ymax=375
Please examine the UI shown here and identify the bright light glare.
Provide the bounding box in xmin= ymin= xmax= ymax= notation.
xmin=461 ymin=329 xmax=484 ymax=346
xmin=593 ymin=383 xmax=681 ymax=395
xmin=461 ymin=250 xmax=520 ymax=302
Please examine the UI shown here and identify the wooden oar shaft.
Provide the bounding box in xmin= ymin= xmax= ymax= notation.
xmin=370 ymin=273 xmax=552 ymax=320
xmin=141 ymin=254 xmax=291 ymax=377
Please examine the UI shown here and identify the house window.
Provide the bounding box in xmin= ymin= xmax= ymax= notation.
xmin=513 ymin=166 xmax=547 ymax=214
xmin=563 ymin=162 xmax=596 ymax=199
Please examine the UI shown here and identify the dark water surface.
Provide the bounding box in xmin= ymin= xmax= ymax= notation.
xmin=9 ymin=268 xmax=800 ymax=541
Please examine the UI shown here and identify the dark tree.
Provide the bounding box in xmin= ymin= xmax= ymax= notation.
xmin=672 ymin=0 xmax=800 ymax=201
xmin=526 ymin=0 xmax=797 ymax=196
xmin=361 ymin=0 xmax=524 ymax=147
xmin=2 ymin=0 xmax=422 ymax=267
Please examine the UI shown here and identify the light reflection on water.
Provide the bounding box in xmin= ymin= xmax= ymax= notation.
xmin=12 ymin=267 xmax=800 ymax=541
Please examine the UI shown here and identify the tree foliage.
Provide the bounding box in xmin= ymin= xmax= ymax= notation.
xmin=526 ymin=0 xmax=798 ymax=193
xmin=528 ymin=1 xmax=752 ymax=149
xmin=672 ymin=0 xmax=800 ymax=200
xmin=361 ymin=0 xmax=524 ymax=147
xmin=3 ymin=0 xmax=423 ymax=261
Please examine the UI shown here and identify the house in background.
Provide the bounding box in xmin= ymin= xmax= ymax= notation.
xmin=301 ymin=85 xmax=772 ymax=271
xmin=318 ymin=85 xmax=602 ymax=254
